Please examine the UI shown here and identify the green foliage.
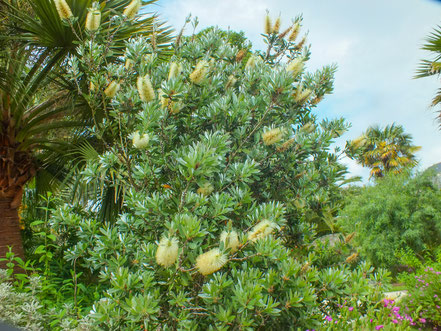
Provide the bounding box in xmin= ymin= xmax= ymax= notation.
xmin=403 ymin=266 xmax=441 ymax=328
xmin=16 ymin=16 xmax=387 ymax=329
xmin=1 ymin=8 xmax=395 ymax=330
xmin=339 ymin=171 xmax=441 ymax=270
xmin=394 ymin=248 xmax=441 ymax=328
xmin=416 ymin=24 xmax=441 ymax=124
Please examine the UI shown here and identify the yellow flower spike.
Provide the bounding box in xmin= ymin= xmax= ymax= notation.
xmin=54 ymin=0 xmax=73 ymax=20
xmin=125 ymin=58 xmax=133 ymax=70
xmin=89 ymin=81 xmax=96 ymax=92
xmin=104 ymin=80 xmax=120 ymax=98
xmin=264 ymin=14 xmax=272 ymax=34
xmin=295 ymin=35 xmax=307 ymax=50
xmin=196 ymin=248 xmax=228 ymax=275
xmin=277 ymin=138 xmax=295 ymax=152
xmin=344 ymin=232 xmax=356 ymax=243
xmin=155 ymin=237 xmax=179 ymax=267
xmin=272 ymin=17 xmax=281 ymax=34
xmin=262 ymin=128 xmax=283 ymax=146
xmin=248 ymin=220 xmax=276 ymax=242
xmin=286 ymin=57 xmax=304 ymax=78
xmin=158 ymin=89 xmax=169 ymax=108
xmin=345 ymin=253 xmax=359 ymax=264
xmin=294 ymin=85 xmax=312 ymax=104
xmin=351 ymin=136 xmax=367 ymax=149
xmin=245 ymin=56 xmax=257 ymax=69
xmin=302 ymin=122 xmax=315 ymax=134
xmin=278 ymin=25 xmax=292 ymax=39
xmin=132 ymin=131 xmax=149 ymax=149
xmin=220 ymin=230 xmax=239 ymax=253
xmin=225 ymin=75 xmax=237 ymax=89
xmin=197 ymin=183 xmax=214 ymax=196
xmin=236 ymin=49 xmax=246 ymax=62
xmin=85 ymin=9 xmax=101 ymax=32
xmin=288 ymin=23 xmax=300 ymax=42
xmin=123 ymin=0 xmax=141 ymax=19
xmin=189 ymin=60 xmax=209 ymax=85
xmin=168 ymin=62 xmax=182 ymax=81
xmin=137 ymin=75 xmax=155 ymax=102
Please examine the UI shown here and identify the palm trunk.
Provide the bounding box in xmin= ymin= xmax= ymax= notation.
xmin=0 ymin=195 xmax=24 ymax=268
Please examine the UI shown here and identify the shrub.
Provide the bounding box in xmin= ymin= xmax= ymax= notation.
xmin=396 ymin=249 xmax=441 ymax=329
xmin=339 ymin=171 xmax=441 ymax=270
xmin=404 ymin=266 xmax=441 ymax=328
xmin=3 ymin=11 xmax=392 ymax=330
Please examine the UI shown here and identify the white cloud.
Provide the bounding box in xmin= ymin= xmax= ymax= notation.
xmin=156 ymin=0 xmax=441 ymax=181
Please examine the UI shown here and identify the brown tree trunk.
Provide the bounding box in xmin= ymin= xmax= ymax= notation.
xmin=0 ymin=195 xmax=24 ymax=269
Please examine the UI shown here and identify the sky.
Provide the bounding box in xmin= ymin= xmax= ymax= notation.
xmin=151 ymin=0 xmax=441 ymax=181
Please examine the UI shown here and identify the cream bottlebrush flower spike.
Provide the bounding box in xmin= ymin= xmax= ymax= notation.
xmin=123 ymin=0 xmax=141 ymax=19
xmin=288 ymin=23 xmax=300 ymax=42
xmin=286 ymin=57 xmax=304 ymax=78
xmin=245 ymin=56 xmax=257 ymax=69
xmin=156 ymin=237 xmax=179 ymax=267
xmin=125 ymin=58 xmax=133 ymax=70
xmin=277 ymin=138 xmax=295 ymax=152
xmin=272 ymin=16 xmax=281 ymax=34
xmin=137 ymin=74 xmax=155 ymax=102
xmin=351 ymin=136 xmax=367 ymax=149
xmin=295 ymin=85 xmax=313 ymax=104
xmin=132 ymin=131 xmax=149 ymax=149
xmin=248 ymin=220 xmax=276 ymax=242
xmin=168 ymin=62 xmax=182 ymax=81
xmin=104 ymin=81 xmax=120 ymax=98
xmin=262 ymin=128 xmax=283 ymax=146
xmin=301 ymin=122 xmax=315 ymax=134
xmin=158 ymin=89 xmax=170 ymax=108
xmin=264 ymin=13 xmax=272 ymax=34
xmin=54 ymin=0 xmax=73 ymax=20
xmin=220 ymin=230 xmax=239 ymax=253
xmin=225 ymin=75 xmax=237 ymax=89
xmin=189 ymin=60 xmax=209 ymax=84
xmin=197 ymin=183 xmax=214 ymax=196
xmin=196 ymin=248 xmax=228 ymax=275
xmin=85 ymin=8 xmax=101 ymax=32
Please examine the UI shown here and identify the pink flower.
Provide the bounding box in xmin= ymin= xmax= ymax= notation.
xmin=419 ymin=318 xmax=426 ymax=323
xmin=392 ymin=319 xmax=398 ymax=324
xmin=348 ymin=307 xmax=354 ymax=311
xmin=375 ymin=326 xmax=384 ymax=330
xmin=324 ymin=316 xmax=332 ymax=322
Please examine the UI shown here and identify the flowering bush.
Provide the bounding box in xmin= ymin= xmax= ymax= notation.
xmin=323 ymin=298 xmax=417 ymax=330
xmin=403 ymin=266 xmax=441 ymax=328
xmin=2 ymin=5 xmax=394 ymax=329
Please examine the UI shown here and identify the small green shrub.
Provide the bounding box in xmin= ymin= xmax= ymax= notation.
xmin=339 ymin=171 xmax=441 ymax=270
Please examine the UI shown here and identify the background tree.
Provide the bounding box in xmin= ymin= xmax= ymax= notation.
xmin=0 ymin=0 xmax=172 ymax=263
xmin=346 ymin=123 xmax=420 ymax=178
xmin=339 ymin=170 xmax=441 ymax=270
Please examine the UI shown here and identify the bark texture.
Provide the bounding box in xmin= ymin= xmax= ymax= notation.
xmin=0 ymin=196 xmax=24 ymax=268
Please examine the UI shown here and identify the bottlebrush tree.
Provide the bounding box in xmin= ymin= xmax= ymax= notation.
xmin=47 ymin=13 xmax=389 ymax=329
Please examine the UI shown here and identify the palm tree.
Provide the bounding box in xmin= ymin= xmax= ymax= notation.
xmin=346 ymin=124 xmax=421 ymax=178
xmin=416 ymin=25 xmax=441 ymax=125
xmin=0 ymin=0 xmax=172 ymax=263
